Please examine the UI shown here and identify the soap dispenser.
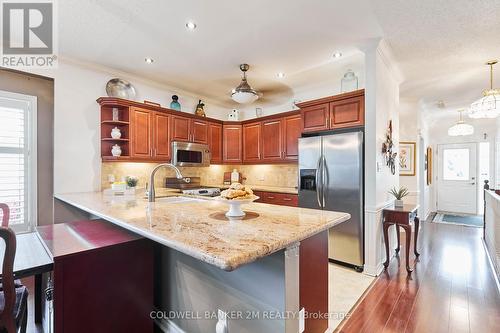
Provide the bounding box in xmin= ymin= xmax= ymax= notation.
xmin=231 ymin=169 xmax=239 ymax=183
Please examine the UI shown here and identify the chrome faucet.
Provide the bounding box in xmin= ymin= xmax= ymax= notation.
xmin=147 ymin=163 xmax=186 ymax=202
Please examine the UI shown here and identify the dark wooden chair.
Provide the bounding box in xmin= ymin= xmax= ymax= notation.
xmin=0 ymin=204 xmax=28 ymax=333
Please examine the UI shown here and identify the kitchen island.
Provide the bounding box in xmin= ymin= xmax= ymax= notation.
xmin=54 ymin=192 xmax=350 ymax=333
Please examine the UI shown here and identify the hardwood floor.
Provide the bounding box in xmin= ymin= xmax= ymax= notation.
xmin=339 ymin=219 xmax=500 ymax=333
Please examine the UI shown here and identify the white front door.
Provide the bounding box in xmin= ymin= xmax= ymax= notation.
xmin=437 ymin=143 xmax=477 ymax=214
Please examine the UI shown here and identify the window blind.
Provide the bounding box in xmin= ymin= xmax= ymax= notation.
xmin=0 ymin=105 xmax=26 ymax=225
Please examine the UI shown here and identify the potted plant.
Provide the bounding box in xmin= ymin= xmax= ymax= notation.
xmin=389 ymin=186 xmax=409 ymax=207
xmin=126 ymin=176 xmax=139 ymax=189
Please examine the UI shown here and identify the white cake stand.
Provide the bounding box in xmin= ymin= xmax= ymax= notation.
xmin=215 ymin=196 xmax=259 ymax=217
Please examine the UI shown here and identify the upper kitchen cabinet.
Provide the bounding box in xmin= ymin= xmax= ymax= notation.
xmin=300 ymin=103 xmax=330 ymax=133
xmin=243 ymin=122 xmax=262 ymax=163
xmin=130 ymin=107 xmax=171 ymax=161
xmin=223 ymin=124 xmax=242 ymax=163
xmin=282 ymin=113 xmax=302 ymax=161
xmin=261 ymin=119 xmax=282 ymax=162
xmin=171 ymin=115 xmax=209 ymax=144
xmin=97 ymin=98 xmax=221 ymax=163
xmin=297 ymin=89 xmax=365 ymax=133
xmin=208 ymin=122 xmax=223 ymax=164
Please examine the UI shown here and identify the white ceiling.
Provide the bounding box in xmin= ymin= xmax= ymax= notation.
xmin=59 ymin=0 xmax=500 ymax=118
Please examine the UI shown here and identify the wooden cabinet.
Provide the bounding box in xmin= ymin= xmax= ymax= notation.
xmin=130 ymin=107 xmax=153 ymax=159
xmin=191 ymin=119 xmax=209 ymax=144
xmin=171 ymin=115 xmax=208 ymax=144
xmin=330 ymin=95 xmax=364 ymax=129
xmin=130 ymin=107 xmax=171 ymax=161
xmin=261 ymin=119 xmax=282 ymax=161
xmin=298 ymin=89 xmax=365 ymax=133
xmin=223 ymin=124 xmax=242 ymax=163
xmin=208 ymin=122 xmax=223 ymax=164
xmin=301 ymin=103 xmax=329 ymax=133
xmin=254 ymin=190 xmax=298 ymax=207
xmin=171 ymin=115 xmax=191 ymax=142
xmin=243 ymin=122 xmax=262 ymax=163
xmin=153 ymin=112 xmax=171 ymax=160
xmin=282 ymin=114 xmax=302 ymax=161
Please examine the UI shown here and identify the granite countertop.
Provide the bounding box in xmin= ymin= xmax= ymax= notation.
xmin=54 ymin=192 xmax=349 ymax=271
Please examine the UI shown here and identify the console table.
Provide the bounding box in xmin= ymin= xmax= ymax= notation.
xmin=382 ymin=204 xmax=420 ymax=273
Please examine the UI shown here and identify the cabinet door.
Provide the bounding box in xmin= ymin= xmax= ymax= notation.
xmin=261 ymin=119 xmax=282 ymax=161
xmin=301 ymin=103 xmax=329 ymax=133
xmin=208 ymin=122 xmax=223 ymax=164
xmin=242 ymin=122 xmax=262 ymax=163
xmin=191 ymin=119 xmax=209 ymax=144
xmin=223 ymin=124 xmax=242 ymax=163
xmin=171 ymin=115 xmax=191 ymax=142
xmin=282 ymin=114 xmax=302 ymax=161
xmin=130 ymin=107 xmax=152 ymax=158
xmin=153 ymin=112 xmax=171 ymax=161
xmin=329 ymin=96 xmax=364 ymax=129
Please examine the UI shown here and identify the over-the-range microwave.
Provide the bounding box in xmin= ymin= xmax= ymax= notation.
xmin=171 ymin=141 xmax=211 ymax=167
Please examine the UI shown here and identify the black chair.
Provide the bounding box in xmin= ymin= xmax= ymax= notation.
xmin=0 ymin=204 xmax=28 ymax=333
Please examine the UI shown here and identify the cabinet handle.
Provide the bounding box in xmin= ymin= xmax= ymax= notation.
xmin=267 ymin=196 xmax=275 ymax=199
xmin=283 ymin=198 xmax=292 ymax=201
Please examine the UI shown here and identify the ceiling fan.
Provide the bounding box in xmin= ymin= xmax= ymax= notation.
xmin=231 ymin=64 xmax=261 ymax=104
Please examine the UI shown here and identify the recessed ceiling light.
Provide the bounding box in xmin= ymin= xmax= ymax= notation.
xmin=277 ymin=72 xmax=285 ymax=78
xmin=144 ymin=57 xmax=154 ymax=64
xmin=185 ymin=21 xmax=197 ymax=30
xmin=332 ymin=51 xmax=342 ymax=59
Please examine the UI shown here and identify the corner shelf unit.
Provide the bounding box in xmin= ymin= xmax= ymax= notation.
xmin=99 ymin=100 xmax=130 ymax=160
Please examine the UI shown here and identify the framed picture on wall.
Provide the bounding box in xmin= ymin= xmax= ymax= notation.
xmin=399 ymin=142 xmax=416 ymax=176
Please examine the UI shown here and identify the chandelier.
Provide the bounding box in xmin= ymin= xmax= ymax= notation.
xmin=231 ymin=64 xmax=260 ymax=104
xmin=448 ymin=110 xmax=474 ymax=136
xmin=469 ymin=60 xmax=500 ymax=119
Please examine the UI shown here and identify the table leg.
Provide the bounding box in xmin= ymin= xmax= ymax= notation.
xmin=395 ymin=225 xmax=401 ymax=254
xmin=402 ymin=225 xmax=413 ymax=273
xmin=34 ymin=274 xmax=42 ymax=323
xmin=383 ymin=222 xmax=391 ymax=268
xmin=414 ymin=216 xmax=420 ymax=257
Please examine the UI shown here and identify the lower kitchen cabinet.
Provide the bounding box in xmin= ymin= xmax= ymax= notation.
xmin=37 ymin=220 xmax=154 ymax=333
xmin=254 ymin=190 xmax=298 ymax=207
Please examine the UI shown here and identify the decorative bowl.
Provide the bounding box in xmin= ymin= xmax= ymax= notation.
xmin=105 ymin=78 xmax=137 ymax=100
xmin=214 ymin=196 xmax=259 ymax=217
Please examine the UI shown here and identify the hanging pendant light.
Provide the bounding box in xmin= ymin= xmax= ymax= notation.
xmin=231 ymin=64 xmax=260 ymax=104
xmin=469 ymin=60 xmax=500 ymax=119
xmin=448 ymin=110 xmax=474 ymax=136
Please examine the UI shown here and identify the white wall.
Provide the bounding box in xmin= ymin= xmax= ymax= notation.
xmin=363 ymin=40 xmax=402 ymax=276
xmin=399 ymin=100 xmax=420 ymax=205
xmin=18 ymin=58 xmax=230 ymax=194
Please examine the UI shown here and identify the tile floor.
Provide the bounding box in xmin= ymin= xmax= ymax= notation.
xmin=329 ymin=263 xmax=375 ymax=331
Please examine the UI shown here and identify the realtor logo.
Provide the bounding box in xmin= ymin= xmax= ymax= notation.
xmin=1 ymin=0 xmax=57 ymax=68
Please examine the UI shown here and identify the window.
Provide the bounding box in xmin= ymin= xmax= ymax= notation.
xmin=0 ymin=90 xmax=37 ymax=232
xmin=442 ymin=148 xmax=469 ymax=181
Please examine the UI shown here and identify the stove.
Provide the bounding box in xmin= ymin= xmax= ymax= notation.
xmin=165 ymin=177 xmax=221 ymax=197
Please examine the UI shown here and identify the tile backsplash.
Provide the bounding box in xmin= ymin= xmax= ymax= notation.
xmin=101 ymin=163 xmax=298 ymax=190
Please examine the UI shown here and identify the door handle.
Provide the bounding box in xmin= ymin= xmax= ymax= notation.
xmin=315 ymin=157 xmax=322 ymax=208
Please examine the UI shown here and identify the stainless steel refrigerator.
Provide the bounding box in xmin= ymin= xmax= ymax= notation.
xmin=298 ymin=131 xmax=364 ymax=271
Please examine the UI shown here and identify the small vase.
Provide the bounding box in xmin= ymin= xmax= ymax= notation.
xmin=170 ymin=95 xmax=181 ymax=111
xmin=395 ymin=199 xmax=404 ymax=207
xmin=341 ymin=69 xmax=358 ymax=93
xmin=111 ymin=144 xmax=122 ymax=157
xmin=111 ymin=127 xmax=122 ymax=139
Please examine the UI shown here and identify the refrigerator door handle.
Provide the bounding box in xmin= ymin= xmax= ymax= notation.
xmin=322 ymin=155 xmax=328 ymax=207
xmin=315 ymin=157 xmax=322 ymax=208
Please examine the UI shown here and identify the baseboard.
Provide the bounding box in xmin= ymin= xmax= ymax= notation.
xmin=482 ymin=239 xmax=500 ymax=294
xmin=155 ymin=318 xmax=186 ymax=333
xmin=363 ymin=262 xmax=384 ymax=277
